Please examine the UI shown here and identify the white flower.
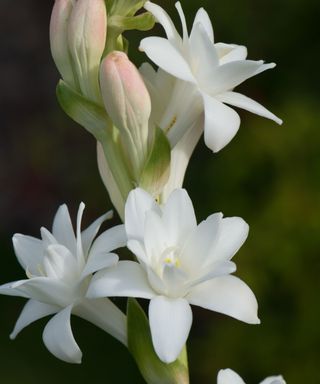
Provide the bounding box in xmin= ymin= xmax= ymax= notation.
xmin=88 ymin=188 xmax=259 ymax=363
xmin=140 ymin=1 xmax=282 ymax=153
xmin=217 ymin=369 xmax=286 ymax=384
xmin=0 ymin=203 xmax=127 ymax=364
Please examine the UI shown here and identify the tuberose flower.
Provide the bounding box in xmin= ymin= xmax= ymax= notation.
xmin=0 ymin=203 xmax=127 ymax=363
xmin=88 ymin=188 xmax=259 ymax=363
xmin=217 ymin=368 xmax=285 ymax=384
xmin=140 ymin=1 xmax=282 ymax=153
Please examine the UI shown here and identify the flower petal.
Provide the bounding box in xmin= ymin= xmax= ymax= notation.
xmin=215 ymin=43 xmax=248 ymax=63
xmin=202 ymin=93 xmax=240 ymax=153
xmin=181 ymin=212 xmax=223 ymax=269
xmin=13 ymin=277 xmax=73 ymax=307
xmin=12 ymin=234 xmax=43 ymax=275
xmin=90 ymin=225 xmax=126 ymax=257
xmin=0 ymin=281 xmax=30 ymax=298
xmin=210 ymin=217 xmax=249 ymax=262
xmin=81 ymin=210 xmax=113 ymax=257
xmin=161 ymin=189 xmax=197 ymax=246
xmin=208 ymin=60 xmax=275 ymax=94
xmin=52 ymin=204 xmax=77 ymax=255
xmin=190 ymin=7 xmax=214 ymax=43
xmin=149 ymin=296 xmax=192 ymax=363
xmin=81 ymin=252 xmax=119 ymax=279
xmin=125 ymin=188 xmax=160 ymax=241
xmin=74 ymin=298 xmax=127 ymax=346
xmin=217 ymin=91 xmax=283 ymax=125
xmin=187 ymin=275 xmax=260 ymax=324
xmin=42 ymin=305 xmax=82 ymax=364
xmin=189 ymin=22 xmax=219 ymax=83
xmin=144 ymin=1 xmax=181 ymax=44
xmin=139 ymin=37 xmax=195 ymax=83
xmin=87 ymin=261 xmax=155 ymax=299
xmin=144 ymin=210 xmax=167 ymax=261
xmin=217 ymin=369 xmax=245 ymax=384
xmin=10 ymin=299 xmax=59 ymax=339
xmin=260 ymin=376 xmax=286 ymax=384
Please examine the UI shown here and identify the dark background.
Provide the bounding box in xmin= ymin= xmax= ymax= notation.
xmin=0 ymin=0 xmax=319 ymax=382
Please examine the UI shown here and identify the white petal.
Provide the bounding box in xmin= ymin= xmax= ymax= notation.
xmin=127 ymin=239 xmax=148 ymax=265
xmin=217 ymin=369 xmax=246 ymax=384
xmin=215 ymin=43 xmax=248 ymax=63
xmin=43 ymin=305 xmax=82 ymax=364
xmin=14 ymin=277 xmax=73 ymax=307
xmin=81 ymin=252 xmax=118 ymax=279
xmin=74 ymin=298 xmax=127 ymax=346
xmin=144 ymin=1 xmax=181 ymax=44
xmin=81 ymin=210 xmax=113 ymax=257
xmin=202 ymin=93 xmax=240 ymax=153
xmin=187 ymin=275 xmax=260 ymax=324
xmin=52 ymin=204 xmax=77 ymax=255
xmin=87 ymin=261 xmax=155 ymax=299
xmin=209 ymin=60 xmax=275 ymax=94
xmin=10 ymin=299 xmax=59 ymax=339
xmin=210 ymin=217 xmax=249 ymax=262
xmin=40 ymin=227 xmax=57 ymax=248
xmin=181 ymin=212 xmax=223 ymax=270
xmin=43 ymin=244 xmax=79 ymax=281
xmin=125 ymin=188 xmax=160 ymax=241
xmin=190 ymin=8 xmax=214 ymax=43
xmin=0 ymin=281 xmax=30 ymax=298
xmin=12 ymin=234 xmax=43 ymax=275
xmin=140 ymin=37 xmax=195 ymax=83
xmin=89 ymin=225 xmax=126 ymax=257
xmin=162 ymin=189 xmax=197 ymax=246
xmin=175 ymin=2 xmax=188 ymax=42
xmin=260 ymin=376 xmax=286 ymax=384
xmin=149 ymin=296 xmax=192 ymax=363
xmin=217 ymin=91 xmax=283 ymax=125
xmin=144 ymin=210 xmax=167 ymax=261
xmin=189 ymin=22 xmax=219 ymax=82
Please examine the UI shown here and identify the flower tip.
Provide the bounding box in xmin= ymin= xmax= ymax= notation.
xmin=9 ymin=331 xmax=16 ymax=340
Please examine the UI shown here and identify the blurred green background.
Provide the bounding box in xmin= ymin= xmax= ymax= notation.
xmin=0 ymin=0 xmax=319 ymax=382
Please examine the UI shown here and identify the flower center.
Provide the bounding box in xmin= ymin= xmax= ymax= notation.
xmin=161 ymin=246 xmax=181 ymax=269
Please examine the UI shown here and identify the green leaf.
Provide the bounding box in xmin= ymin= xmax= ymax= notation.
xmin=127 ymin=299 xmax=189 ymax=384
xmin=56 ymin=80 xmax=109 ymax=140
xmin=139 ymin=127 xmax=171 ymax=197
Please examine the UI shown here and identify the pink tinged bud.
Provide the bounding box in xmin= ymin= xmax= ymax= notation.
xmin=100 ymin=51 xmax=151 ymax=176
xmin=50 ymin=0 xmax=76 ymax=87
xmin=68 ymin=0 xmax=107 ymax=103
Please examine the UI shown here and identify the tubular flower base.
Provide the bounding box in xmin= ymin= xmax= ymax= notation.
xmin=0 ymin=203 xmax=127 ymax=363
xmin=88 ymin=188 xmax=260 ymax=363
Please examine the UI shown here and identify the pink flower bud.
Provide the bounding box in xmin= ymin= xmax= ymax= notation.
xmin=100 ymin=51 xmax=151 ymax=175
xmin=50 ymin=0 xmax=75 ymax=87
xmin=68 ymin=0 xmax=107 ymax=102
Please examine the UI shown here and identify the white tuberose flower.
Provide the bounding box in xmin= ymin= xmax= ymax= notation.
xmin=217 ymin=368 xmax=286 ymax=384
xmin=88 ymin=188 xmax=259 ymax=363
xmin=140 ymin=1 xmax=282 ymax=153
xmin=0 ymin=203 xmax=127 ymax=364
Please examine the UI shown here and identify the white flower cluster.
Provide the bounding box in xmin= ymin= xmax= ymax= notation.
xmin=1 ymin=0 xmax=285 ymax=382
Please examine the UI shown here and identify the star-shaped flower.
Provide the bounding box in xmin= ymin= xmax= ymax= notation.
xmin=0 ymin=203 xmax=127 ymax=363
xmin=140 ymin=1 xmax=282 ymax=153
xmin=88 ymin=188 xmax=259 ymax=363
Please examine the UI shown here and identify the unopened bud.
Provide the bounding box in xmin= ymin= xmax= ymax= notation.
xmin=50 ymin=0 xmax=76 ymax=87
xmin=68 ymin=0 xmax=107 ymax=102
xmin=100 ymin=51 xmax=151 ymax=177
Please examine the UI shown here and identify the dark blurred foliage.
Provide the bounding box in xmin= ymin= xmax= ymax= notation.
xmin=0 ymin=0 xmax=319 ymax=383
